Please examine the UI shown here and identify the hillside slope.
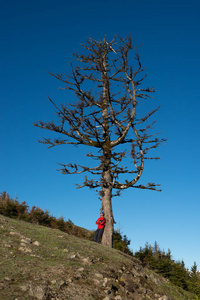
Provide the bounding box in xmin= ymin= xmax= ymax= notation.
xmin=0 ymin=214 xmax=195 ymax=300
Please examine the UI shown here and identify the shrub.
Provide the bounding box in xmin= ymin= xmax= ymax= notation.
xmin=55 ymin=216 xmax=66 ymax=231
xmin=0 ymin=192 xmax=29 ymax=219
xmin=28 ymin=206 xmax=52 ymax=226
xmin=113 ymin=231 xmax=133 ymax=256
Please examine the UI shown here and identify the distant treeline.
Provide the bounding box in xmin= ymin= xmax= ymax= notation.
xmin=1 ymin=191 xmax=200 ymax=298
xmin=135 ymin=242 xmax=200 ymax=297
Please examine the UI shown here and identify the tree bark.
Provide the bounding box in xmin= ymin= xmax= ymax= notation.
xmin=100 ymin=46 xmax=114 ymax=247
xmin=101 ymin=149 xmax=114 ymax=247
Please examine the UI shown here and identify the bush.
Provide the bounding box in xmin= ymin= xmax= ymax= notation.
xmin=54 ymin=216 xmax=66 ymax=231
xmin=28 ymin=206 xmax=53 ymax=226
xmin=0 ymin=192 xmax=29 ymax=220
xmin=113 ymin=231 xmax=133 ymax=256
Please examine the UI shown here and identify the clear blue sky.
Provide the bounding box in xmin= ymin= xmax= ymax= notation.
xmin=1 ymin=0 xmax=200 ymax=270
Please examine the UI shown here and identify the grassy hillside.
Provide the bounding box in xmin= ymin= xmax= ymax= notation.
xmin=0 ymin=214 xmax=196 ymax=300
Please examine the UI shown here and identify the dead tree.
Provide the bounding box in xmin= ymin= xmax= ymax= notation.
xmin=34 ymin=36 xmax=166 ymax=247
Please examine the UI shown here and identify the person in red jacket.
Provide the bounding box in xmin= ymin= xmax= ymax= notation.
xmin=93 ymin=211 xmax=106 ymax=243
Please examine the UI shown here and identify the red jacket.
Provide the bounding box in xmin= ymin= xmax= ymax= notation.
xmin=96 ymin=217 xmax=106 ymax=229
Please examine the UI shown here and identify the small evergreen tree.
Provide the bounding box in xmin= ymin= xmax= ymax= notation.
xmin=113 ymin=231 xmax=133 ymax=255
xmin=191 ymin=262 xmax=198 ymax=280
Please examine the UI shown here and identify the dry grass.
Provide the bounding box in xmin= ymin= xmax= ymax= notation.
xmin=0 ymin=214 xmax=196 ymax=300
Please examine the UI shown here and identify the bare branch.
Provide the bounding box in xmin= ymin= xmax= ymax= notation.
xmin=35 ymin=35 xmax=166 ymax=203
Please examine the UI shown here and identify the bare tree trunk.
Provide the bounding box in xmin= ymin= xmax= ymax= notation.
xmin=100 ymin=47 xmax=114 ymax=247
xmin=101 ymin=188 xmax=113 ymax=247
xmin=101 ymin=151 xmax=114 ymax=247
